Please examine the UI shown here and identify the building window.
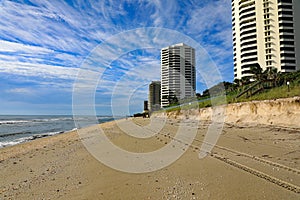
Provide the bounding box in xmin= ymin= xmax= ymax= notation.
xmin=266 ymin=55 xmax=272 ymax=59
xmin=265 ymin=37 xmax=271 ymax=42
xmin=265 ymin=31 xmax=271 ymax=36
xmin=264 ymin=20 xmax=270 ymax=25
xmin=264 ymin=8 xmax=269 ymax=13
xmin=264 ymin=26 xmax=270 ymax=30
xmin=265 ymin=43 xmax=271 ymax=48
xmin=265 ymin=49 xmax=271 ymax=54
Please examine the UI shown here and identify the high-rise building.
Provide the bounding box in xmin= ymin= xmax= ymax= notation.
xmin=161 ymin=43 xmax=196 ymax=107
xmin=148 ymin=81 xmax=161 ymax=112
xmin=232 ymin=0 xmax=300 ymax=79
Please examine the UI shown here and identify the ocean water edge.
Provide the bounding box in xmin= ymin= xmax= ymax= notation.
xmin=0 ymin=115 xmax=120 ymax=148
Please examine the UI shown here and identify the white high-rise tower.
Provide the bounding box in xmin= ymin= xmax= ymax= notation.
xmin=232 ymin=0 xmax=300 ymax=79
xmin=161 ymin=43 xmax=196 ymax=107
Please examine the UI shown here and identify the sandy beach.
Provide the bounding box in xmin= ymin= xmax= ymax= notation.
xmin=0 ymin=116 xmax=300 ymax=199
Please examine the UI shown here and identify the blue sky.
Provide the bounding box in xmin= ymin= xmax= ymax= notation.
xmin=0 ymin=0 xmax=233 ymax=115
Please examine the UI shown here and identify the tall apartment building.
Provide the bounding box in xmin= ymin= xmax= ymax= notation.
xmin=161 ymin=43 xmax=196 ymax=107
xmin=148 ymin=81 xmax=161 ymax=112
xmin=232 ymin=0 xmax=300 ymax=79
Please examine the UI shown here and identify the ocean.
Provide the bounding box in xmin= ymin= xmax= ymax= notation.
xmin=0 ymin=115 xmax=118 ymax=148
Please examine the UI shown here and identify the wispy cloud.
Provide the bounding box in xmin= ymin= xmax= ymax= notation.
xmin=0 ymin=62 xmax=78 ymax=80
xmin=6 ymin=88 xmax=33 ymax=95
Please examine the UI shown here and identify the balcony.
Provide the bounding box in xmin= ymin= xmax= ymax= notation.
xmin=241 ymin=56 xmax=258 ymax=64
xmin=281 ymin=59 xmax=296 ymax=64
xmin=280 ymin=44 xmax=295 ymax=49
xmin=241 ymin=39 xmax=257 ymax=47
xmin=239 ymin=4 xmax=255 ymax=16
xmin=241 ymin=43 xmax=257 ymax=51
xmin=280 ymin=55 xmax=296 ymax=61
xmin=278 ymin=10 xmax=293 ymax=16
xmin=240 ymin=17 xmax=256 ymax=27
xmin=241 ymin=52 xmax=257 ymax=60
xmin=241 ymin=45 xmax=257 ymax=53
xmin=241 ymin=47 xmax=257 ymax=54
xmin=280 ymin=38 xmax=294 ymax=43
xmin=279 ymin=28 xmax=294 ymax=35
xmin=240 ymin=20 xmax=256 ymax=31
xmin=281 ymin=64 xmax=296 ymax=72
xmin=241 ymin=33 xmax=256 ymax=41
xmin=280 ymin=46 xmax=295 ymax=54
xmin=240 ymin=27 xmax=256 ymax=36
xmin=279 ymin=19 xmax=294 ymax=27
xmin=278 ymin=4 xmax=293 ymax=11
xmin=239 ymin=0 xmax=255 ymax=10
xmin=278 ymin=0 xmax=293 ymax=6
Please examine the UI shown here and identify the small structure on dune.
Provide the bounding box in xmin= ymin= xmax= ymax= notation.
xmin=143 ymin=100 xmax=149 ymax=118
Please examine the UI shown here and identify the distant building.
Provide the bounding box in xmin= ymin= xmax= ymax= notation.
xmin=148 ymin=81 xmax=161 ymax=112
xmin=143 ymin=100 xmax=149 ymax=118
xmin=232 ymin=0 xmax=300 ymax=79
xmin=161 ymin=43 xmax=196 ymax=107
xmin=143 ymin=100 xmax=149 ymax=111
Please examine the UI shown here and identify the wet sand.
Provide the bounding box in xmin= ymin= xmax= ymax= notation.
xmin=0 ymin=117 xmax=299 ymax=199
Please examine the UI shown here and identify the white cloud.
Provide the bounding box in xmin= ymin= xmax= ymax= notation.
xmin=6 ymin=88 xmax=33 ymax=95
xmin=187 ymin=0 xmax=231 ymax=34
xmin=0 ymin=40 xmax=53 ymax=54
xmin=149 ymin=0 xmax=179 ymax=27
xmin=0 ymin=61 xmax=78 ymax=80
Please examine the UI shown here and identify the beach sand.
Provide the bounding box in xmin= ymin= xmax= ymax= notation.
xmin=0 ymin=117 xmax=299 ymax=199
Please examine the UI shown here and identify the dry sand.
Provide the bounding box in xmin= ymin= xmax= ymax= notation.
xmin=0 ymin=116 xmax=299 ymax=200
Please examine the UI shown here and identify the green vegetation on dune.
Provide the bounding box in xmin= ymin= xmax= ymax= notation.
xmin=162 ymin=69 xmax=300 ymax=113
xmin=234 ymin=85 xmax=300 ymax=103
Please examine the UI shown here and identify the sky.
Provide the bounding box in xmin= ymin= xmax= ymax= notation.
xmin=0 ymin=0 xmax=233 ymax=116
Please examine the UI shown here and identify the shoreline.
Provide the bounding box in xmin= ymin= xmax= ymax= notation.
xmin=0 ymin=128 xmax=77 ymax=149
xmin=0 ymin=116 xmax=121 ymax=149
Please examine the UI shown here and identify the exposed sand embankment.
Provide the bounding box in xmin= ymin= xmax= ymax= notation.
xmin=155 ymin=97 xmax=300 ymax=129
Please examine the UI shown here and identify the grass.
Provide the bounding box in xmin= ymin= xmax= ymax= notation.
xmin=236 ymin=85 xmax=300 ymax=102
xmin=161 ymin=83 xmax=300 ymax=113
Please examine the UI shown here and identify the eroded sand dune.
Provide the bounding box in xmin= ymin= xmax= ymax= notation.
xmin=157 ymin=97 xmax=300 ymax=129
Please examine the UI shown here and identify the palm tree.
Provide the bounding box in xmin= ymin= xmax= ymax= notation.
xmin=264 ymin=67 xmax=278 ymax=87
xmin=240 ymin=76 xmax=251 ymax=85
xmin=249 ymin=63 xmax=264 ymax=82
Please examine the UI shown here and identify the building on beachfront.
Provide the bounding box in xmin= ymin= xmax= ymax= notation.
xmin=231 ymin=0 xmax=300 ymax=79
xmin=148 ymin=81 xmax=161 ymax=112
xmin=160 ymin=43 xmax=196 ymax=107
xmin=143 ymin=100 xmax=149 ymax=112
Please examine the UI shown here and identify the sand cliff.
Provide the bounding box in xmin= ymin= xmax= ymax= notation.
xmin=154 ymin=96 xmax=300 ymax=129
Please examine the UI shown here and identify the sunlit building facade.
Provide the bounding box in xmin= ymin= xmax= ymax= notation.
xmin=161 ymin=43 xmax=196 ymax=107
xmin=232 ymin=0 xmax=300 ymax=79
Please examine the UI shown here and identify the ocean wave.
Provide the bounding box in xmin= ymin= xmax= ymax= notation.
xmin=32 ymin=117 xmax=73 ymax=122
xmin=0 ymin=140 xmax=21 ymax=148
xmin=0 ymin=117 xmax=74 ymax=125
xmin=0 ymin=131 xmax=65 ymax=148
xmin=0 ymin=120 xmax=30 ymax=125
xmin=0 ymin=131 xmax=32 ymax=138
